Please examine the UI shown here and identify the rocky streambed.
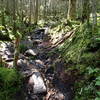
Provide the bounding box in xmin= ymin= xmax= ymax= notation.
xmin=0 ymin=28 xmax=74 ymax=100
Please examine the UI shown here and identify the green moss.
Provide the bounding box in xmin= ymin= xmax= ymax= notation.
xmin=0 ymin=67 xmax=22 ymax=100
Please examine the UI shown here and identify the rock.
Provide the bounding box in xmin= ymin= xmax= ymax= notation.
xmin=4 ymin=50 xmax=12 ymax=56
xmin=17 ymin=59 xmax=34 ymax=77
xmin=28 ymin=70 xmax=46 ymax=94
xmin=17 ymin=59 xmax=44 ymax=77
xmin=35 ymin=60 xmax=45 ymax=68
xmin=33 ymin=39 xmax=43 ymax=44
xmin=2 ymin=55 xmax=8 ymax=60
xmin=5 ymin=58 xmax=14 ymax=62
xmin=17 ymin=59 xmax=28 ymax=69
xmin=31 ymin=29 xmax=45 ymax=40
xmin=5 ymin=61 xmax=13 ymax=68
xmin=25 ymin=49 xmax=38 ymax=57
xmin=21 ymin=70 xmax=33 ymax=77
xmin=0 ymin=42 xmax=14 ymax=61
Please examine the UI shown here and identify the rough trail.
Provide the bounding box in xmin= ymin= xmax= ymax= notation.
xmin=0 ymin=28 xmax=74 ymax=100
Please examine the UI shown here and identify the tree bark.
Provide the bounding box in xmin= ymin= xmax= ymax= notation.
xmin=29 ymin=0 xmax=32 ymax=24
xmin=91 ymin=0 xmax=97 ymax=32
xmin=67 ymin=0 xmax=77 ymax=20
xmin=13 ymin=0 xmax=20 ymax=68
xmin=34 ymin=0 xmax=38 ymax=24
xmin=81 ymin=0 xmax=90 ymax=23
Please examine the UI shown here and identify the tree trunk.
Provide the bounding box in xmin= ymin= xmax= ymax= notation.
xmin=34 ymin=0 xmax=38 ymax=24
xmin=29 ymin=0 xmax=32 ymax=24
xmin=13 ymin=0 xmax=20 ymax=68
xmin=91 ymin=0 xmax=97 ymax=32
xmin=1 ymin=0 xmax=5 ymax=26
xmin=81 ymin=0 xmax=90 ymax=23
xmin=67 ymin=0 xmax=77 ymax=20
xmin=44 ymin=0 xmax=47 ymax=19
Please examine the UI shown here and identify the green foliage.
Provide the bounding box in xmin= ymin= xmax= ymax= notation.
xmin=19 ymin=44 xmax=27 ymax=53
xmin=0 ymin=67 xmax=22 ymax=100
xmin=58 ymin=22 xmax=100 ymax=100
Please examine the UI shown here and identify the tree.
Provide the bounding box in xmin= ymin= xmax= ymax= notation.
xmin=91 ymin=0 xmax=97 ymax=32
xmin=29 ymin=0 xmax=32 ymax=24
xmin=67 ymin=0 xmax=77 ymax=20
xmin=13 ymin=0 xmax=20 ymax=68
xmin=34 ymin=0 xmax=39 ymax=24
xmin=1 ymin=0 xmax=5 ymax=26
xmin=81 ymin=0 xmax=90 ymax=23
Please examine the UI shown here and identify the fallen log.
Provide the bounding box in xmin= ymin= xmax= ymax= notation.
xmin=48 ymin=28 xmax=76 ymax=50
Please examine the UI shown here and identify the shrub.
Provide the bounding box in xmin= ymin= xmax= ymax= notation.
xmin=0 ymin=67 xmax=22 ymax=100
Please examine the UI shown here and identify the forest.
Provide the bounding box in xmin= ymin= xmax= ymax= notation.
xmin=0 ymin=0 xmax=100 ymax=100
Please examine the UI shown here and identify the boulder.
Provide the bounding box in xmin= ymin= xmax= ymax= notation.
xmin=25 ymin=49 xmax=38 ymax=57
xmin=28 ymin=70 xmax=46 ymax=94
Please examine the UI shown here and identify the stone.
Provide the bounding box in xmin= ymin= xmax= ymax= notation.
xmin=31 ymin=29 xmax=45 ymax=40
xmin=21 ymin=70 xmax=33 ymax=77
xmin=35 ymin=60 xmax=45 ymax=68
xmin=17 ymin=59 xmax=28 ymax=69
xmin=2 ymin=55 xmax=8 ymax=60
xmin=33 ymin=39 xmax=43 ymax=45
xmin=5 ymin=58 xmax=14 ymax=62
xmin=6 ymin=61 xmax=13 ymax=68
xmin=25 ymin=49 xmax=38 ymax=57
xmin=28 ymin=70 xmax=46 ymax=94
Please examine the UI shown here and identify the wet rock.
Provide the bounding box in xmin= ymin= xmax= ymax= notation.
xmin=33 ymin=39 xmax=43 ymax=45
xmin=17 ymin=59 xmax=44 ymax=77
xmin=45 ymin=67 xmax=54 ymax=75
xmin=31 ymin=29 xmax=45 ymax=40
xmin=21 ymin=69 xmax=33 ymax=77
xmin=17 ymin=59 xmax=28 ymax=69
xmin=4 ymin=50 xmax=12 ymax=55
xmin=5 ymin=61 xmax=14 ymax=68
xmin=2 ymin=55 xmax=8 ymax=60
xmin=37 ymin=52 xmax=48 ymax=60
xmin=35 ymin=60 xmax=45 ymax=68
xmin=28 ymin=70 xmax=47 ymax=94
xmin=0 ymin=42 xmax=14 ymax=60
xmin=25 ymin=49 xmax=38 ymax=57
xmin=5 ymin=58 xmax=14 ymax=62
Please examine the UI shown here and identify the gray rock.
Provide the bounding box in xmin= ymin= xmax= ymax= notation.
xmin=17 ymin=59 xmax=28 ymax=69
xmin=29 ymin=60 xmax=45 ymax=69
xmin=20 ymin=70 xmax=33 ymax=77
xmin=28 ymin=70 xmax=47 ymax=94
xmin=6 ymin=61 xmax=13 ymax=68
xmin=5 ymin=58 xmax=14 ymax=62
xmin=25 ymin=49 xmax=38 ymax=57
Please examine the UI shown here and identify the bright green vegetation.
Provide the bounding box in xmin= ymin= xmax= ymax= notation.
xmin=57 ymin=21 xmax=100 ymax=100
xmin=0 ymin=0 xmax=100 ymax=100
xmin=0 ymin=67 xmax=22 ymax=100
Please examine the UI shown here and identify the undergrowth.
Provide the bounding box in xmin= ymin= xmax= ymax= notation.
xmin=59 ymin=22 xmax=100 ymax=100
xmin=0 ymin=67 xmax=22 ymax=100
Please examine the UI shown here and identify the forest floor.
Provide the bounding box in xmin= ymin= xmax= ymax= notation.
xmin=0 ymin=17 xmax=100 ymax=100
